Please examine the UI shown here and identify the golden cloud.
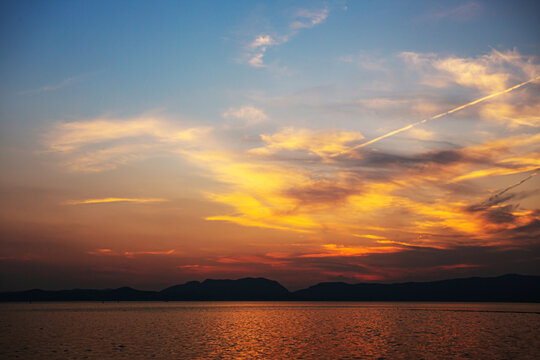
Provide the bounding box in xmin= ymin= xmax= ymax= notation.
xmin=64 ymin=198 xmax=168 ymax=205
xmin=401 ymin=49 xmax=539 ymax=93
xmin=251 ymin=127 xmax=364 ymax=158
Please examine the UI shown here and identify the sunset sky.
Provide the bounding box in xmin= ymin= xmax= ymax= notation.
xmin=1 ymin=0 xmax=539 ymax=291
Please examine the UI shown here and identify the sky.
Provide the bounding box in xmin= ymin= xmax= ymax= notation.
xmin=1 ymin=0 xmax=539 ymax=291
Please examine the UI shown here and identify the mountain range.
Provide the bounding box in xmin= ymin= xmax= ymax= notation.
xmin=1 ymin=274 xmax=539 ymax=302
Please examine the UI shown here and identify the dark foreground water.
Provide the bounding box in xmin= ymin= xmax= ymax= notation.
xmin=1 ymin=302 xmax=539 ymax=359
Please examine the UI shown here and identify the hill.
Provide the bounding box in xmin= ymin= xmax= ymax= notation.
xmin=1 ymin=274 xmax=538 ymax=302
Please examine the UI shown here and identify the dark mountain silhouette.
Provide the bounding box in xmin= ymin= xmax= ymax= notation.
xmin=160 ymin=277 xmax=290 ymax=300
xmin=1 ymin=274 xmax=539 ymax=302
xmin=292 ymin=274 xmax=540 ymax=302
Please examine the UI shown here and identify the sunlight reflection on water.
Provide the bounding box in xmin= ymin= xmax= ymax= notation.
xmin=1 ymin=302 xmax=539 ymax=359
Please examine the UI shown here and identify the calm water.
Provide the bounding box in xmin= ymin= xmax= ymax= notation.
xmin=1 ymin=302 xmax=539 ymax=359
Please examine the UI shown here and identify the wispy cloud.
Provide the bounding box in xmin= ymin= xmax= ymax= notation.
xmin=401 ymin=49 xmax=539 ymax=93
xmin=480 ymin=102 xmax=540 ymax=127
xmin=343 ymin=74 xmax=540 ymax=151
xmin=247 ymin=53 xmax=266 ymax=68
xmin=337 ymin=53 xmax=390 ymax=73
xmin=246 ymin=34 xmax=285 ymax=68
xmin=300 ymin=243 xmax=405 ymax=257
xmin=419 ymin=2 xmax=482 ymax=22
xmin=466 ymin=169 xmax=539 ymax=212
xmin=18 ymin=77 xmax=77 ymax=95
xmin=45 ymin=116 xmax=210 ymax=172
xmin=398 ymin=49 xmax=540 ymax=129
xmin=222 ymin=105 xmax=268 ymax=126
xmin=46 ymin=110 xmax=539 ymax=246
xmin=17 ymin=72 xmax=97 ymax=95
xmin=244 ymin=8 xmax=328 ymax=68
xmin=88 ymin=248 xmax=176 ymax=258
xmin=63 ymin=198 xmax=168 ymax=205
xmin=47 ymin=117 xmax=206 ymax=152
xmin=290 ymin=8 xmax=329 ymax=30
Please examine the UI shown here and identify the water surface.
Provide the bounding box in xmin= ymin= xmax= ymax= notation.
xmin=1 ymin=302 xmax=539 ymax=359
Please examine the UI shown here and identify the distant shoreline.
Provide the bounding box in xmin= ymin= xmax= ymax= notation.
xmin=1 ymin=274 xmax=539 ymax=303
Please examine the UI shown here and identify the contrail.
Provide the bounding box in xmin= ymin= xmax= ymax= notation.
xmin=347 ymin=75 xmax=540 ymax=152
xmin=482 ymin=168 xmax=540 ymax=207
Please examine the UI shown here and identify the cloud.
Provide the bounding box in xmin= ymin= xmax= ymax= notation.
xmin=244 ymin=8 xmax=328 ymax=68
xmin=284 ymin=180 xmax=357 ymax=206
xmin=407 ymin=128 xmax=435 ymax=140
xmin=222 ymin=105 xmax=268 ymax=126
xmin=63 ymin=198 xmax=168 ymax=205
xmin=198 ymin=159 xmax=318 ymax=233
xmin=345 ymin=149 xmax=466 ymax=168
xmin=300 ymin=243 xmax=405 ymax=257
xmin=250 ymin=35 xmax=278 ymax=49
xmin=434 ymin=57 xmax=508 ymax=92
xmin=176 ymin=240 xmax=540 ymax=286
xmin=473 ymin=170 xmax=539 ymax=209
xmin=420 ymin=2 xmax=482 ymax=22
xmin=250 ymin=127 xmax=364 ymax=158
xmin=44 ymin=110 xmax=539 ymax=247
xmin=465 ymin=170 xmax=539 ymax=226
xmin=246 ymin=34 xmax=287 ymax=68
xmin=45 ymin=116 xmax=209 ymax=172
xmin=481 ymin=205 xmax=518 ymax=224
xmin=47 ymin=117 xmax=204 ymax=152
xmin=447 ymin=134 xmax=540 ymax=184
xmin=401 ymin=49 xmax=540 ymax=93
xmin=290 ymin=8 xmax=328 ymax=30
xmin=198 ymin=151 xmax=429 ymax=235
xmin=452 ymin=163 xmax=540 ymax=182
xmin=341 ymin=71 xmax=540 ymax=151
xmin=507 ymin=216 xmax=540 ymax=240
xmin=247 ymin=35 xmax=282 ymax=68
xmin=43 ymin=86 xmax=539 ymax=254
xmin=159 ymin=118 xmax=536 ymax=242
xmin=353 ymin=97 xmax=410 ymax=110
xmin=88 ymin=248 xmax=176 ymax=258
xmin=336 ymin=52 xmax=397 ymax=78
xmin=480 ymin=102 xmax=540 ymax=127
xmin=17 ymin=75 xmax=82 ymax=95
xmin=248 ymin=53 xmax=265 ymax=68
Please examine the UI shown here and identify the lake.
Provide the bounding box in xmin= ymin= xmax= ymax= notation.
xmin=1 ymin=302 xmax=539 ymax=359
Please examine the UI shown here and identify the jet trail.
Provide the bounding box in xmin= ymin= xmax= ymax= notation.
xmin=483 ymin=169 xmax=540 ymax=207
xmin=347 ymin=75 xmax=540 ymax=152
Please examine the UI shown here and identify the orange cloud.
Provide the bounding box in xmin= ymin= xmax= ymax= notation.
xmin=88 ymin=248 xmax=176 ymax=258
xmin=300 ymin=244 xmax=405 ymax=258
xmin=480 ymin=102 xmax=540 ymax=127
xmin=376 ymin=240 xmax=448 ymax=249
xmin=177 ymin=126 xmax=539 ymax=248
xmin=43 ymin=83 xmax=538 ymax=254
xmin=64 ymin=198 xmax=168 ymax=205
xmin=251 ymin=127 xmax=364 ymax=158
xmin=436 ymin=263 xmax=482 ymax=270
